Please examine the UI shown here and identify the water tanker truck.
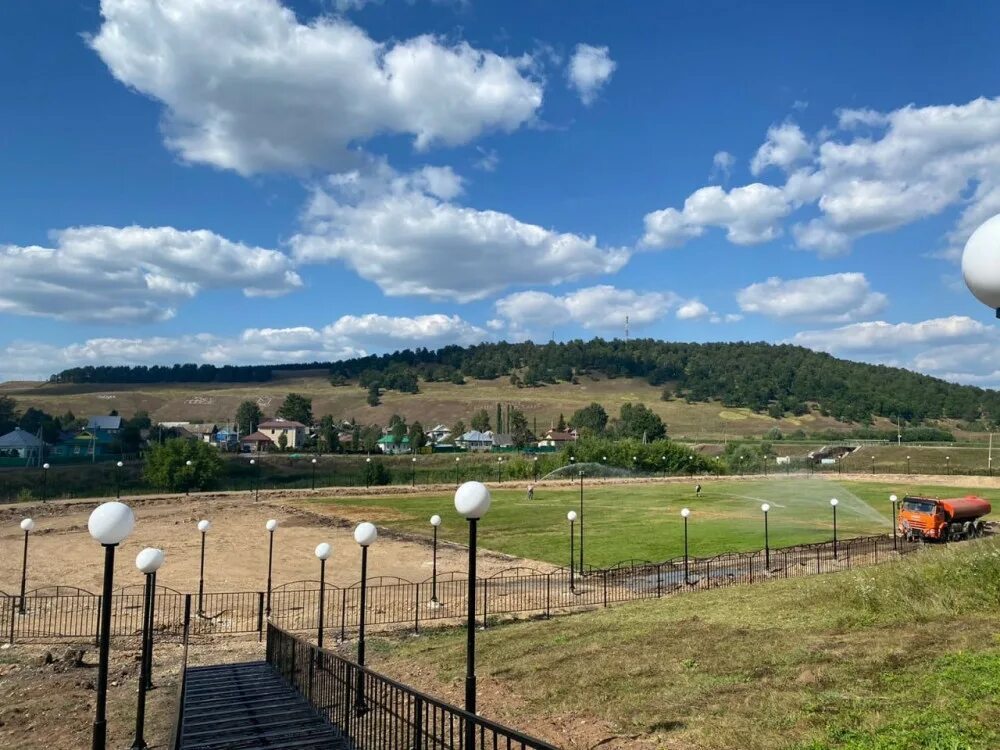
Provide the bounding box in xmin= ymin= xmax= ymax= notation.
xmin=898 ymin=495 xmax=991 ymax=542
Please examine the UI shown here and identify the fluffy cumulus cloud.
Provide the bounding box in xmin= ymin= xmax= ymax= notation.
xmin=0 ymin=226 xmax=300 ymax=322
xmin=291 ymin=164 xmax=629 ymax=301
xmin=737 ymin=272 xmax=887 ymax=323
xmin=711 ymin=151 xmax=735 ymax=181
xmin=791 ymin=315 xmax=989 ymax=354
xmin=90 ymin=0 xmax=543 ymax=174
xmin=566 ymin=44 xmax=616 ymax=105
xmin=641 ymin=183 xmax=793 ymax=248
xmin=0 ymin=313 xmax=488 ymax=381
xmin=642 ymin=96 xmax=1000 ymax=258
xmin=494 ymin=285 xmax=696 ymax=336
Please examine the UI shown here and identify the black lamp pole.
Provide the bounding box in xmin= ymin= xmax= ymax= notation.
xmin=497 ymin=459 xmax=502 ymax=484
xmin=197 ymin=529 xmax=207 ymax=616
xmin=115 ymin=462 xmax=122 ymax=499
xmin=683 ymin=513 xmax=689 ymax=584
xmin=130 ymin=569 xmax=155 ymax=750
xmin=578 ymin=471 xmax=585 ymax=573
xmin=431 ymin=524 xmax=439 ymax=604
xmin=18 ymin=526 xmax=30 ymax=614
xmin=92 ymin=543 xmax=116 ymax=750
xmin=832 ymin=503 xmax=839 ymax=559
xmin=42 ymin=465 xmax=48 ymax=502
xmin=412 ymin=459 xmax=416 ymax=487
xmin=569 ymin=517 xmax=575 ymax=592
xmin=455 ymin=459 xmax=460 ymax=487
xmin=144 ymin=570 xmax=156 ymax=691
xmin=311 ymin=460 xmax=317 ymax=490
xmin=317 ymin=556 xmax=326 ymax=650
xmin=356 ymin=544 xmax=369 ymax=713
xmin=266 ymin=527 xmax=275 ymax=617
xmin=533 ymin=457 xmax=538 ymax=481
xmin=465 ymin=518 xmax=478 ymax=718
xmin=891 ymin=499 xmax=898 ymax=551
xmin=763 ymin=509 xmax=770 ymax=569
xmin=255 ymin=460 xmax=261 ymax=501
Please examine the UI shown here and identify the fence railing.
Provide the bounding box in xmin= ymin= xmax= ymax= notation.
xmin=3 ymin=533 xmax=916 ymax=643
xmin=266 ymin=624 xmax=558 ymax=750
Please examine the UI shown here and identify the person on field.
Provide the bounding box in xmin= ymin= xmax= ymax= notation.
xmin=526 ymin=484 xmax=535 ymax=501
xmin=695 ymin=483 xmax=702 ymax=497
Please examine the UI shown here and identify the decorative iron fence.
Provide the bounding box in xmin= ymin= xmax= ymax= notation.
xmin=4 ymin=533 xmax=915 ymax=643
xmin=266 ymin=624 xmax=559 ymax=750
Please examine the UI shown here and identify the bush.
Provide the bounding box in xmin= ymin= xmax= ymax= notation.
xmin=144 ymin=439 xmax=224 ymax=492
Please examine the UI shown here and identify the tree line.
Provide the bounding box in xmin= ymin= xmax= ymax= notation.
xmin=46 ymin=338 xmax=1000 ymax=426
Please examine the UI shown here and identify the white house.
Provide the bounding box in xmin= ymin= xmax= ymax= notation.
xmin=258 ymin=418 xmax=307 ymax=450
xmin=455 ymin=430 xmax=494 ymax=452
xmin=426 ymin=424 xmax=452 ymax=443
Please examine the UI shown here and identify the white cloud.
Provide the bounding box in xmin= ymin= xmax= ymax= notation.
xmin=0 ymin=226 xmax=300 ymax=322
xmin=791 ymin=315 xmax=989 ymax=353
xmin=737 ymin=272 xmax=887 ymax=322
xmin=711 ymin=151 xmax=735 ymax=181
xmin=750 ymin=122 xmax=812 ymax=175
xmin=291 ymin=164 xmax=629 ymax=301
xmin=642 ymin=96 xmax=1000 ymax=258
xmin=495 ymin=285 xmax=681 ymax=334
xmin=473 ymin=147 xmax=500 ymax=172
xmin=566 ymin=44 xmax=616 ymax=105
xmin=641 ymin=183 xmax=793 ymax=248
xmin=0 ymin=313 xmax=488 ymax=381
xmin=90 ymin=0 xmax=543 ymax=174
xmin=676 ymin=300 xmax=710 ymax=320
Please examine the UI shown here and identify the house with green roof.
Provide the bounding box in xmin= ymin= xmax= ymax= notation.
xmin=376 ymin=434 xmax=411 ymax=455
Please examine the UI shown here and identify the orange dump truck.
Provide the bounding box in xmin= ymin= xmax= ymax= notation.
xmin=899 ymin=495 xmax=991 ymax=542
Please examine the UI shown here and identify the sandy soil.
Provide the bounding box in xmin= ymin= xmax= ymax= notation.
xmin=0 ymin=492 xmax=548 ymax=597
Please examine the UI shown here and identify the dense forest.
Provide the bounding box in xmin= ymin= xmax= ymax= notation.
xmin=49 ymin=339 xmax=1000 ymax=425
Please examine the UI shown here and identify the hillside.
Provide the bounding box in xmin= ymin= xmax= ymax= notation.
xmin=370 ymin=539 xmax=1000 ymax=749
xmin=0 ymin=373 xmax=966 ymax=442
xmin=43 ymin=339 xmax=1000 ymax=426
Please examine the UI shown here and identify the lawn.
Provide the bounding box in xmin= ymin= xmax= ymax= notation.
xmin=304 ymin=478 xmax=996 ymax=567
xmin=368 ymin=539 xmax=1000 ymax=749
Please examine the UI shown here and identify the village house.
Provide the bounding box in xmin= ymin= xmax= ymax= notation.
xmin=257 ymin=418 xmax=307 ymax=450
xmin=537 ymin=429 xmax=578 ymax=448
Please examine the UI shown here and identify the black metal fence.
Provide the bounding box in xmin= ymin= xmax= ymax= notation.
xmin=2 ymin=533 xmax=914 ymax=644
xmin=266 ymin=623 xmax=558 ymax=750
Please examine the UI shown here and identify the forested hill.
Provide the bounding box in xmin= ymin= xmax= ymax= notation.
xmin=49 ymin=339 xmax=999 ymax=424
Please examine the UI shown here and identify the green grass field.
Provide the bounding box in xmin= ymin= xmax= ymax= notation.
xmin=369 ymin=539 xmax=1000 ymax=749
xmin=306 ymin=478 xmax=997 ymax=567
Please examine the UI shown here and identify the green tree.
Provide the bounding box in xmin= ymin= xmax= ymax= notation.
xmin=389 ymin=414 xmax=408 ymax=442
xmin=510 ymin=408 xmax=533 ymax=448
xmin=366 ymin=384 xmax=381 ymax=407
xmin=235 ymin=400 xmax=263 ymax=434
xmin=570 ymin=402 xmax=608 ymax=436
xmin=556 ymin=413 xmax=567 ymax=432
xmin=144 ymin=439 xmax=223 ymax=491
xmin=0 ymin=395 xmax=19 ymax=434
xmin=319 ymin=415 xmax=340 ymax=453
xmin=360 ymin=424 xmax=382 ymax=452
xmin=496 ymin=403 xmax=503 ymax=433
xmin=470 ymin=408 xmax=491 ymax=432
xmin=451 ymin=419 xmax=466 ymax=438
xmin=277 ymin=432 xmax=288 ymax=451
xmin=408 ymin=421 xmax=426 ymax=450
xmin=614 ymin=402 xmax=667 ymax=441
xmin=351 ymin=425 xmax=361 ymax=451
xmin=278 ymin=393 xmax=313 ymax=425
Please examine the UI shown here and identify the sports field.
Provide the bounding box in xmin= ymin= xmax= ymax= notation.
xmin=302 ymin=478 xmax=997 ymax=567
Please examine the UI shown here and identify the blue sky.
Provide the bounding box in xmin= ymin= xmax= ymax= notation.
xmin=2 ymin=0 xmax=1000 ymax=384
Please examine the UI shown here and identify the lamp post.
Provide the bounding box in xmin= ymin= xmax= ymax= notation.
xmin=496 ymin=457 xmax=503 ymax=484
xmin=314 ymin=542 xmax=331 ymax=650
xmin=115 ymin=461 xmax=124 ymax=499
xmin=429 ymin=515 xmax=441 ymax=604
xmin=830 ymin=498 xmax=839 ymax=559
xmin=185 ymin=459 xmax=193 ymax=496
xmin=763 ymin=454 xmax=768 ymax=477
xmin=454 ymin=481 xmax=491 ymax=729
xmin=578 ymin=470 xmax=585 ymax=573
xmin=354 ymin=522 xmax=378 ymax=714
xmin=365 ymin=456 xmax=371 ymax=489
xmin=871 ymin=455 xmax=875 ymax=475
xmin=88 ymin=501 xmax=135 ymax=750
xmin=533 ymin=456 xmax=538 ymax=481
xmin=265 ymin=520 xmax=278 ymax=617
xmin=680 ymin=508 xmax=690 ymax=584
xmin=567 ymin=511 xmax=577 ymax=592
xmin=906 ymin=455 xmax=911 ymax=475
xmin=250 ymin=458 xmax=260 ymax=500
xmin=946 ymin=455 xmax=951 ymax=475
xmin=196 ymin=519 xmax=210 ymax=616
xmin=18 ymin=518 xmax=34 ymax=613
xmin=42 ymin=463 xmax=49 ymax=502
xmin=889 ymin=495 xmax=899 ymax=550
xmin=455 ymin=456 xmax=461 ymax=487
xmin=411 ymin=457 xmax=417 ymax=487
xmin=131 ymin=547 xmax=164 ymax=750
xmin=761 ymin=503 xmax=771 ymax=569
xmin=311 ymin=458 xmax=317 ymax=490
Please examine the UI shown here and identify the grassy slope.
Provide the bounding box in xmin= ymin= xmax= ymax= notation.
xmin=0 ymin=375 xmax=929 ymax=441
xmin=370 ymin=539 xmax=1000 ymax=750
xmin=305 ymin=479 xmax=997 ymax=567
